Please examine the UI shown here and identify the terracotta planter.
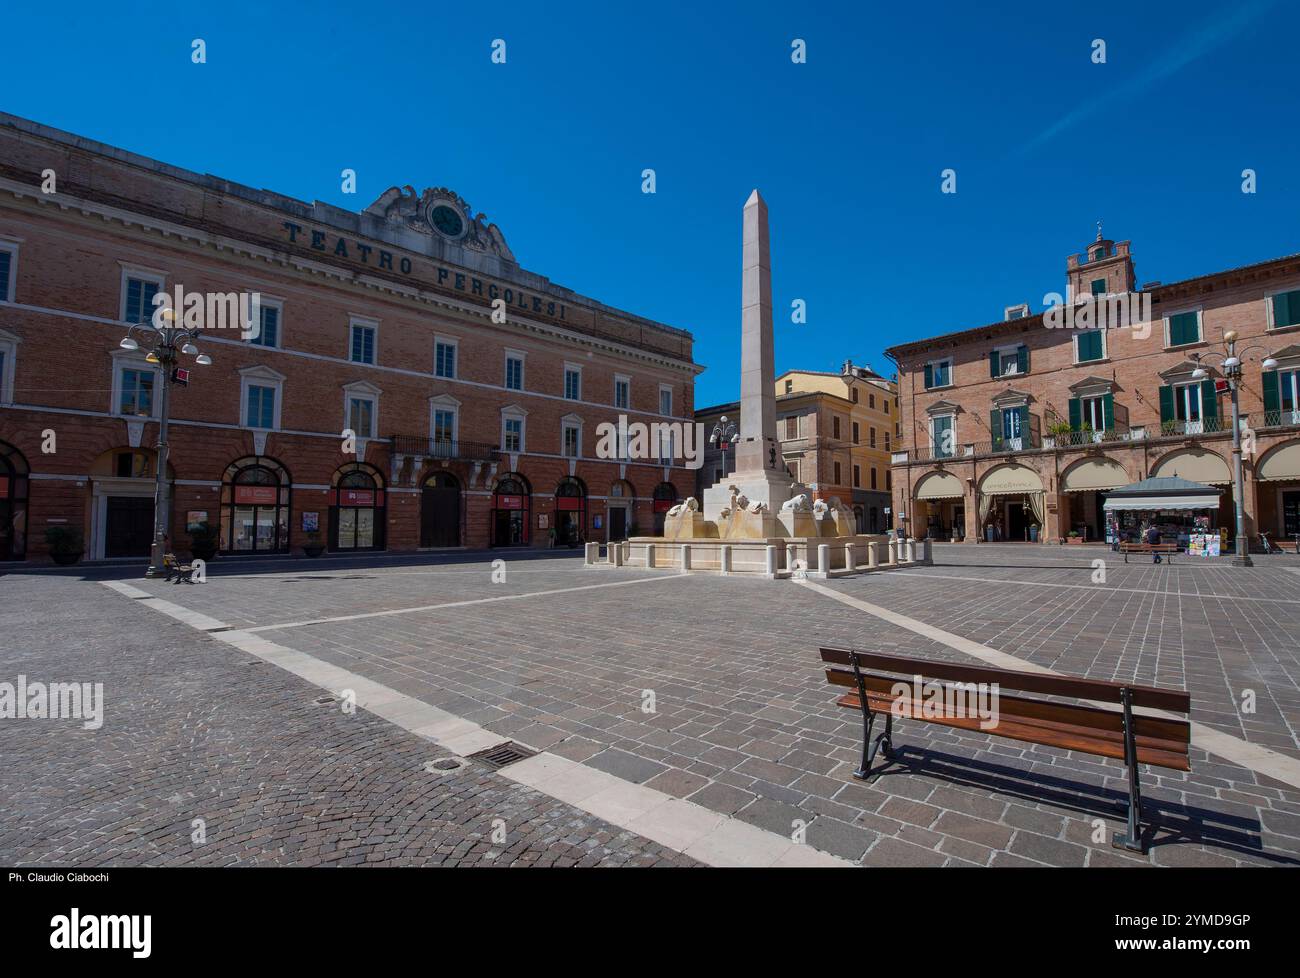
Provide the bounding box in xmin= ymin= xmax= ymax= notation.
xmin=1066 ymin=536 xmax=1085 ymax=544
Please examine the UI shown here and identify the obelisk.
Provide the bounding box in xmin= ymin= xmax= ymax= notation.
xmin=702 ymin=189 xmax=792 ymax=521
xmin=736 ymin=189 xmax=779 ymax=473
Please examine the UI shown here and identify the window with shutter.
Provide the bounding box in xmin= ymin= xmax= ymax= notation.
xmin=1168 ymin=311 xmax=1200 ymax=347
xmin=1271 ymin=290 xmax=1300 ymax=329
xmin=1076 ymin=329 xmax=1103 ymax=362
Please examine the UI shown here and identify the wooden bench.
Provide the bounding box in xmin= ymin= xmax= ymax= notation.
xmin=820 ymin=647 xmax=1192 ymax=852
xmin=1119 ymin=541 xmax=1178 ymax=562
xmin=162 ymin=552 xmax=195 ymax=584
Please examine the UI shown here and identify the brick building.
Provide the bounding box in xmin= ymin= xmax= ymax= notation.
xmin=885 ymin=231 xmax=1300 ymax=547
xmin=0 ymin=113 xmax=700 ymax=563
xmin=695 ymin=361 xmax=898 ymax=532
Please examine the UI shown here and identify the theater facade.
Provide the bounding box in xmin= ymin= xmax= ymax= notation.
xmin=0 ymin=113 xmax=700 ymax=563
xmin=886 ymin=232 xmax=1300 ymax=547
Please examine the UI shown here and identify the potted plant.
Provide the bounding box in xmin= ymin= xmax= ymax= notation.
xmin=45 ymin=526 xmax=84 ymax=565
xmin=1066 ymin=530 xmax=1084 ymax=544
xmin=302 ymin=531 xmax=325 ymax=558
xmin=189 ymin=522 xmax=220 ymax=561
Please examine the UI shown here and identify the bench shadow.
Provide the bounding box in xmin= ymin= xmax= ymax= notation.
xmin=876 ymin=744 xmax=1294 ymax=865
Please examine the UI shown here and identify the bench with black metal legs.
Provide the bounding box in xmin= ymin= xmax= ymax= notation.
xmin=162 ymin=552 xmax=194 ymax=584
xmin=1118 ymin=542 xmax=1177 ymax=562
xmin=819 ymin=647 xmax=1193 ymax=853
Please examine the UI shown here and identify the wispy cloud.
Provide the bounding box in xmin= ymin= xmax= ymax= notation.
xmin=1016 ymin=0 xmax=1275 ymax=156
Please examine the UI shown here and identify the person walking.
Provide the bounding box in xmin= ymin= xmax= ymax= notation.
xmin=1145 ymin=523 xmax=1162 ymax=563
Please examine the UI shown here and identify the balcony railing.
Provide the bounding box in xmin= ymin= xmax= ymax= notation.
xmin=1155 ymin=417 xmax=1230 ymax=438
xmin=1253 ymin=409 xmax=1300 ymax=430
xmin=389 ymin=435 xmax=500 ymax=461
xmin=1043 ymin=425 xmax=1138 ymax=448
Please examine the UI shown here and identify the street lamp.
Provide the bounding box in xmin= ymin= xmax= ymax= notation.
xmin=1190 ymin=330 xmax=1277 ymax=567
xmin=120 ymin=310 xmax=211 ymax=577
xmin=710 ymin=415 xmax=740 ymax=474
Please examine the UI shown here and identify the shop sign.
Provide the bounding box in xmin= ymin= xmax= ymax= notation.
xmin=339 ymin=489 xmax=375 ymax=506
xmin=234 ymin=486 xmax=277 ymax=505
xmin=497 ymin=494 xmax=523 ymax=510
xmin=185 ymin=510 xmax=209 ymax=531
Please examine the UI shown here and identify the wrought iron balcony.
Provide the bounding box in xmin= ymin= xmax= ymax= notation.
xmin=388 ymin=435 xmax=500 ymax=461
xmin=1252 ymin=409 xmax=1300 ymax=430
xmin=1042 ymin=425 xmax=1136 ymax=449
xmin=1155 ymin=417 xmax=1230 ymax=438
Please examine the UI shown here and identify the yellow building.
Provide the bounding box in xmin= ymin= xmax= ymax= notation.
xmin=775 ymin=362 xmax=898 ymax=532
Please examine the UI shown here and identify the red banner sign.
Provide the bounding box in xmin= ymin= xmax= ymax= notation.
xmin=556 ymin=497 xmax=582 ymax=511
xmin=234 ymin=485 xmax=277 ymax=505
xmin=339 ymin=489 xmax=375 ymax=506
xmin=0 ymin=476 xmax=8 ymax=496
xmin=496 ymin=494 xmax=523 ymax=510
xmin=653 ymin=499 xmax=677 ymax=513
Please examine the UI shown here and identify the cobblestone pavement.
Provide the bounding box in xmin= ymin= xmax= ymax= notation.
xmin=6 ymin=545 xmax=1300 ymax=867
xmin=0 ymin=575 xmax=694 ymax=867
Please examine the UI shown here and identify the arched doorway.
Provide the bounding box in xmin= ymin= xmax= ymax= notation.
xmin=607 ymin=479 xmax=635 ymax=541
xmin=491 ymin=473 xmax=530 ymax=547
xmin=652 ymin=482 xmax=678 ymax=535
xmin=555 ymin=477 xmax=587 ymax=547
xmin=1256 ymin=440 xmax=1300 ymax=541
xmin=0 ymin=440 xmax=30 ymax=561
xmin=1060 ymin=457 xmax=1129 ymax=543
xmin=330 ymin=463 xmax=386 ymax=551
xmin=915 ymin=470 xmax=965 ymax=541
xmin=978 ymin=463 xmax=1045 ymax=542
xmin=221 ymin=456 xmax=291 ymax=553
xmin=420 ymin=471 xmax=461 ymax=548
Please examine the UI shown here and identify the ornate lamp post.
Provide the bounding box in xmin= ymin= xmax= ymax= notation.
xmin=119 ymin=310 xmax=212 ymax=577
xmin=1191 ymin=331 xmax=1277 ymax=567
xmin=710 ymin=416 xmax=740 ymax=475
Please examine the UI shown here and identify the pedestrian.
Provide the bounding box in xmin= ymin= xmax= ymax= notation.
xmin=1145 ymin=523 xmax=1162 ymax=563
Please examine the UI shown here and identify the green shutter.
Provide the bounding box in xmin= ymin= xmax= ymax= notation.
xmin=924 ymin=363 xmax=933 ymax=389
xmin=989 ymin=350 xmax=999 ymax=378
xmin=1018 ymin=405 xmax=1029 ymax=436
xmin=1262 ymin=369 xmax=1280 ymax=414
xmin=1068 ymin=397 xmax=1081 ymax=430
xmin=990 ymin=408 xmax=1002 ymax=448
xmin=1170 ymin=311 xmax=1199 ymax=346
xmin=1158 ymin=385 xmax=1175 ymax=426
xmin=1078 ymin=330 xmax=1102 ymax=362
xmin=1201 ymin=379 xmax=1218 ymax=423
xmin=1273 ymin=292 xmax=1289 ymax=328
xmin=1102 ymin=392 xmax=1114 ymax=431
xmin=1017 ymin=345 xmax=1029 ymax=373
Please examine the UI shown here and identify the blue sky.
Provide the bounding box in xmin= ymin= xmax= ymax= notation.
xmin=3 ymin=0 xmax=1297 ymax=406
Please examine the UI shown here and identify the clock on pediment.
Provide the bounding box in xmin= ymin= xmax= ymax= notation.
xmin=425 ymin=196 xmax=467 ymax=241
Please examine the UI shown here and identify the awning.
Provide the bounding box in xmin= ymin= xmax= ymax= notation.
xmin=915 ymin=471 xmax=964 ymax=500
xmin=1257 ymin=442 xmax=1300 ymax=482
xmin=1103 ymin=493 xmax=1219 ymax=512
xmin=1061 ymin=458 xmax=1129 ymax=492
xmin=980 ymin=464 xmax=1043 ymax=496
xmin=1150 ymin=448 xmax=1231 ymax=486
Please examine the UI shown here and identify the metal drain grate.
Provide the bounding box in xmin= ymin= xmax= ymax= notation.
xmin=468 ymin=741 xmax=537 ymax=769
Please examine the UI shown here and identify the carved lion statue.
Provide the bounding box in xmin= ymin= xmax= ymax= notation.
xmin=666 ymin=497 xmax=699 ymax=518
xmin=747 ymin=499 xmax=767 ymax=514
xmin=812 ymin=499 xmax=829 ymax=517
xmin=780 ymin=494 xmax=810 ymax=513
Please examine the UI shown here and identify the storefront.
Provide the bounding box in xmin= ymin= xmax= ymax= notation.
xmin=329 ymin=462 xmax=386 ymax=551
xmin=1060 ymin=457 xmax=1130 ymax=543
xmin=221 ymin=456 xmax=291 ymax=553
xmin=1257 ymin=440 xmax=1300 ymax=544
xmin=491 ymin=474 xmax=531 ymax=547
xmin=977 ymin=463 xmax=1044 ymax=542
xmin=1102 ymin=476 xmax=1221 ymax=551
xmin=913 ymin=470 xmax=965 ymax=541
xmin=419 ymin=470 xmax=461 ymax=548
xmin=554 ymin=477 xmax=586 ymax=546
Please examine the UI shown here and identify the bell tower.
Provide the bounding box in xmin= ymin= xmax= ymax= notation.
xmin=1066 ymin=222 xmax=1135 ymax=299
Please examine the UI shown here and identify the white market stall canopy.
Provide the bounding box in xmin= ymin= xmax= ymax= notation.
xmin=1061 ymin=458 xmax=1129 ymax=492
xmin=1102 ymin=476 xmax=1220 ymax=512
